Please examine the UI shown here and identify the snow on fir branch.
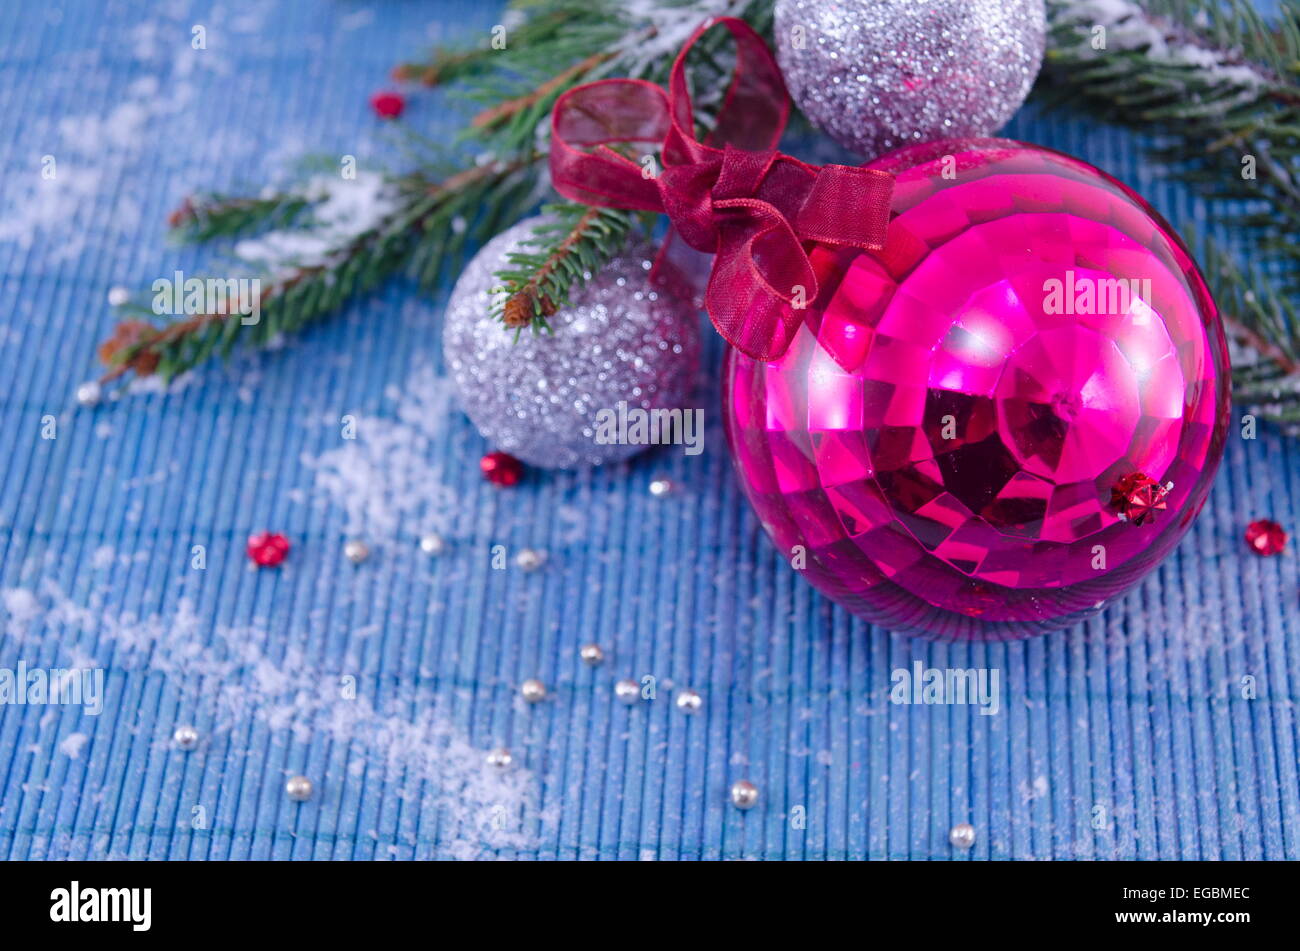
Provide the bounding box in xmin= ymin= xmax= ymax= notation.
xmin=100 ymin=157 xmax=540 ymax=383
xmin=97 ymin=0 xmax=771 ymax=388
xmin=1042 ymin=0 xmax=1300 ymax=429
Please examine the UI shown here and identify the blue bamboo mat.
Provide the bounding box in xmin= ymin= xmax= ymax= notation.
xmin=0 ymin=0 xmax=1297 ymax=860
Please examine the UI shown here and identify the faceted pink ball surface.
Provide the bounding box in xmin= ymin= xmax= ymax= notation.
xmin=723 ymin=139 xmax=1229 ymax=639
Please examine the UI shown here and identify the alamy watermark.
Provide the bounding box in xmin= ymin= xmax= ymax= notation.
xmin=0 ymin=662 xmax=105 ymax=714
xmin=890 ymin=661 xmax=1000 ymax=716
xmin=152 ymin=269 xmax=261 ymax=325
xmin=50 ymin=881 xmax=151 ymax=931
xmin=593 ymin=401 xmax=704 ymax=456
xmin=1042 ymin=269 xmax=1152 ymax=317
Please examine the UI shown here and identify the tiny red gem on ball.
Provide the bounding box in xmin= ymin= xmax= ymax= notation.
xmin=369 ymin=91 xmax=405 ymax=119
xmin=247 ymin=531 xmax=291 ymax=566
xmin=1110 ymin=472 xmax=1170 ymax=526
xmin=480 ymin=451 xmax=523 ymax=487
xmin=1245 ymin=519 xmax=1287 ymax=556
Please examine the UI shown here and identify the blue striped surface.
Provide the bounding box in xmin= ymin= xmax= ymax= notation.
xmin=0 ymin=0 xmax=1297 ymax=860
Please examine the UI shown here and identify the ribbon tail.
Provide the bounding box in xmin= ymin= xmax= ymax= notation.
xmin=706 ymin=202 xmax=817 ymax=361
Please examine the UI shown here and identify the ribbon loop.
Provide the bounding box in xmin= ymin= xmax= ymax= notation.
xmin=549 ymin=17 xmax=895 ymax=361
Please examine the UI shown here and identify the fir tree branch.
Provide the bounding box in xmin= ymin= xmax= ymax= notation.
xmin=471 ymin=51 xmax=615 ymax=130
xmin=101 ymin=158 xmax=541 ymax=384
xmin=393 ymin=5 xmax=597 ymax=88
xmin=87 ymin=1 xmax=763 ymax=389
xmin=167 ymin=192 xmax=313 ymax=243
xmin=463 ymin=0 xmax=775 ymax=326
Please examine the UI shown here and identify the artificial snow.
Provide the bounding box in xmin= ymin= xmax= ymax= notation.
xmin=0 ymin=581 xmax=545 ymax=858
xmin=234 ymin=172 xmax=401 ymax=279
xmin=302 ymin=362 xmax=460 ymax=540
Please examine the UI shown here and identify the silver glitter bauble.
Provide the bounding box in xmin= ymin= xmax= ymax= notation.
xmin=520 ymin=678 xmax=547 ymax=703
xmin=443 ymin=217 xmax=700 ymax=469
xmin=775 ymin=0 xmax=1046 ymax=159
xmin=729 ymin=779 xmax=760 ymax=810
xmin=172 ymin=725 xmax=199 ymax=750
xmin=613 ymin=679 xmax=641 ymax=705
xmin=486 ymin=747 xmax=513 ymax=769
xmin=343 ymin=538 xmax=370 ymax=564
xmin=949 ymin=822 xmax=977 ymax=849
xmin=418 ymin=532 xmax=446 ymax=556
xmin=285 ymin=775 xmax=314 ymax=802
xmin=579 ymin=643 xmax=605 ymax=666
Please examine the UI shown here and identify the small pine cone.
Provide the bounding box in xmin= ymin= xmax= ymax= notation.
xmin=99 ymin=320 xmax=160 ymax=376
xmin=130 ymin=348 xmax=161 ymax=377
xmin=502 ymin=292 xmax=535 ymax=328
xmin=538 ymin=294 xmax=559 ymax=318
xmin=167 ymin=196 xmax=196 ymax=229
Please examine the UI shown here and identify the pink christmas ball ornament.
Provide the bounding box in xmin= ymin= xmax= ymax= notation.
xmin=723 ymin=140 xmax=1230 ymax=639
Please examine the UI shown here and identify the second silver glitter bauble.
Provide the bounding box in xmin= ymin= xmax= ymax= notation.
xmin=775 ymin=0 xmax=1046 ymax=159
xmin=443 ymin=217 xmax=701 ymax=470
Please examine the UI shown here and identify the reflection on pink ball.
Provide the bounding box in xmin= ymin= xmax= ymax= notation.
xmin=723 ymin=139 xmax=1229 ymax=639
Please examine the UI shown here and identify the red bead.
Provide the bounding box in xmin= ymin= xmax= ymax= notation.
xmin=480 ymin=451 xmax=523 ymax=487
xmin=369 ymin=90 xmax=405 ymax=119
xmin=1245 ymin=519 xmax=1287 ymax=556
xmin=247 ymin=531 xmax=290 ymax=566
xmin=1110 ymin=472 xmax=1171 ymax=526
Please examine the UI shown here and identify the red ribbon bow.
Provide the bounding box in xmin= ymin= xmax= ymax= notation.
xmin=549 ymin=17 xmax=895 ymax=361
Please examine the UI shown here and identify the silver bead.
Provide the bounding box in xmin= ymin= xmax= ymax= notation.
xmin=418 ymin=532 xmax=446 ymax=556
xmin=949 ymin=822 xmax=976 ymax=850
xmin=106 ymin=285 xmax=130 ymax=307
xmin=75 ymin=381 xmax=102 ymax=407
xmin=343 ymin=539 xmax=370 ymax=564
xmin=649 ymin=477 xmax=674 ymax=498
xmin=285 ymin=775 xmax=314 ymax=802
xmin=674 ymin=688 xmax=703 ymax=714
xmin=520 ymin=678 xmax=547 ymax=703
xmin=515 ymin=548 xmax=546 ymax=572
xmin=613 ymin=679 xmax=641 ymax=705
xmin=729 ymin=779 xmax=759 ymax=811
xmin=579 ymin=643 xmax=605 ymax=666
xmin=172 ymin=725 xmax=199 ymax=750
xmin=486 ymin=747 xmax=513 ymax=769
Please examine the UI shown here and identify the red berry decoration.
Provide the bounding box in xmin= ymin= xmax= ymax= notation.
xmin=1110 ymin=473 xmax=1171 ymax=526
xmin=247 ymin=531 xmax=290 ymax=566
xmin=480 ymin=451 xmax=523 ymax=487
xmin=1245 ymin=519 xmax=1287 ymax=557
xmin=369 ymin=90 xmax=405 ymax=119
